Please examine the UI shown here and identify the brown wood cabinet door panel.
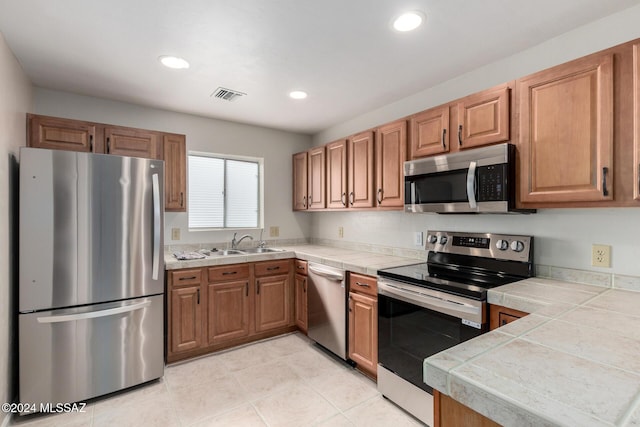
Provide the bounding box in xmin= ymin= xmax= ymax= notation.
xmin=518 ymin=53 xmax=614 ymax=203
xmin=294 ymin=274 xmax=308 ymax=332
xmin=409 ymin=106 xmax=449 ymax=158
xmin=254 ymin=259 xmax=291 ymax=277
xmin=255 ymin=275 xmax=291 ymax=332
xmin=634 ymin=43 xmax=640 ymax=201
xmin=348 ymin=292 xmax=377 ymax=377
xmin=170 ymin=286 xmax=202 ymax=353
xmin=293 ymin=151 xmax=308 ymax=210
xmin=308 ymin=146 xmax=326 ymax=209
xmin=439 ymin=393 xmax=501 ymax=427
xmin=348 ymin=131 xmax=375 ymax=208
xmin=163 ymin=133 xmax=187 ymax=212
xmin=489 ymin=304 xmax=529 ymax=331
xmin=349 ymin=272 xmax=377 ymax=298
xmin=28 ymin=114 xmax=98 ymax=152
xmin=326 ymin=139 xmax=348 ymax=209
xmin=457 ymin=86 xmax=510 ymax=149
xmin=207 ymin=280 xmax=250 ymax=345
xmin=169 ymin=268 xmax=203 ymax=287
xmin=376 ymin=120 xmax=406 ymax=207
xmin=105 ymin=126 xmax=160 ymax=159
xmin=208 ymin=264 xmax=250 ymax=281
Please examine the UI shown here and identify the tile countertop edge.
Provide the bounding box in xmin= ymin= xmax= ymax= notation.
xmin=165 ymin=244 xmax=423 ymax=275
xmin=424 ymin=278 xmax=640 ymax=427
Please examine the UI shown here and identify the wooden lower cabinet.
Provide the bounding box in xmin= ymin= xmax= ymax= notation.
xmin=207 ymin=279 xmax=250 ymax=345
xmin=170 ymin=286 xmax=203 ymax=354
xmin=434 ymin=390 xmax=501 ymax=427
xmin=489 ymin=304 xmax=529 ymax=331
xmin=348 ymin=272 xmax=378 ymax=379
xmin=256 ymin=274 xmax=291 ymax=332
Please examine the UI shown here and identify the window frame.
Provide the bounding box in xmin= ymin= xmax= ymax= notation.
xmin=187 ymin=150 xmax=264 ymax=231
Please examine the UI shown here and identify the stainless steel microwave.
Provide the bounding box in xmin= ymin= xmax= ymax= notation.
xmin=404 ymin=143 xmax=533 ymax=214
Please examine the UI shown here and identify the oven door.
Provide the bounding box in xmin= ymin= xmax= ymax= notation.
xmin=377 ymin=279 xmax=487 ymax=393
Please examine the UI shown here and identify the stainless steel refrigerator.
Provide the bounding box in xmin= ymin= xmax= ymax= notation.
xmin=18 ymin=147 xmax=165 ymax=409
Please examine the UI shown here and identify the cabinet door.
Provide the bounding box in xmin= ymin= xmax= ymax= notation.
xmin=207 ymin=280 xmax=250 ymax=345
xmin=489 ymin=305 xmax=529 ymax=331
xmin=409 ymin=105 xmax=449 ymax=159
xmin=27 ymin=114 xmax=98 ymax=153
xmin=348 ymin=131 xmax=375 ymax=208
xmin=105 ymin=126 xmax=160 ymax=159
xmin=375 ymin=120 xmax=406 ymax=207
xmin=348 ymin=292 xmax=377 ymax=377
xmin=307 ymin=146 xmax=326 ymax=209
xmin=457 ymin=85 xmax=510 ymax=149
xmin=294 ymin=274 xmax=308 ymax=333
xmin=170 ymin=286 xmax=202 ymax=354
xmin=518 ymin=53 xmax=614 ymax=203
xmin=255 ymin=275 xmax=291 ymax=332
xmin=634 ymin=43 xmax=640 ymax=201
xmin=326 ymin=139 xmax=348 ymax=209
xmin=163 ymin=133 xmax=187 ymax=212
xmin=292 ymin=151 xmax=308 ymax=210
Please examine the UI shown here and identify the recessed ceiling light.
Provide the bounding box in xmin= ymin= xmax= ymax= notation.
xmin=393 ymin=11 xmax=424 ymax=32
xmin=159 ymin=56 xmax=190 ymax=69
xmin=289 ymin=90 xmax=308 ymax=100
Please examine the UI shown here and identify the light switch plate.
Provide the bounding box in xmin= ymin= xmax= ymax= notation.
xmin=171 ymin=228 xmax=180 ymax=240
xmin=269 ymin=226 xmax=279 ymax=237
xmin=591 ymin=244 xmax=611 ymax=268
xmin=338 ymin=226 xmax=344 ymax=238
xmin=414 ymin=231 xmax=423 ymax=247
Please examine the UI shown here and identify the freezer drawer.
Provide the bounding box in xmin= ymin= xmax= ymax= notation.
xmin=19 ymin=295 xmax=164 ymax=408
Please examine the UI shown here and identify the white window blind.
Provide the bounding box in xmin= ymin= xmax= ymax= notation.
xmin=188 ymin=153 xmax=261 ymax=229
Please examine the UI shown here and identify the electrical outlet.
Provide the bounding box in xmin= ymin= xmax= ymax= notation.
xmin=269 ymin=226 xmax=279 ymax=237
xmin=591 ymin=244 xmax=611 ymax=268
xmin=414 ymin=231 xmax=423 ymax=247
xmin=171 ymin=228 xmax=180 ymax=240
xmin=338 ymin=226 xmax=344 ymax=238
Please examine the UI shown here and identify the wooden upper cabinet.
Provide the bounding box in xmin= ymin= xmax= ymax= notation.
xmin=457 ymin=84 xmax=510 ymax=150
xmin=292 ymin=151 xmax=308 ymax=210
xmin=307 ymin=146 xmax=326 ymax=210
xmin=27 ymin=114 xmax=100 ymax=153
xmin=409 ymin=105 xmax=449 ymax=159
xmin=104 ymin=125 xmax=160 ymax=159
xmin=348 ymin=131 xmax=375 ymax=208
xmin=634 ymin=43 xmax=640 ymax=201
xmin=518 ymin=53 xmax=614 ymax=203
xmin=163 ymin=133 xmax=187 ymax=212
xmin=326 ymin=139 xmax=348 ymax=209
xmin=376 ymin=120 xmax=406 ymax=207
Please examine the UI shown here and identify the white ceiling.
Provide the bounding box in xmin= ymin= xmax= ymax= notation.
xmin=1 ymin=0 xmax=639 ymax=134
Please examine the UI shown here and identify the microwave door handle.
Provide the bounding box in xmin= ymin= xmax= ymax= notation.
xmin=467 ymin=161 xmax=477 ymax=209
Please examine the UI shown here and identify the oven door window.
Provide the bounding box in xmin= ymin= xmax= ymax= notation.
xmin=405 ymin=169 xmax=470 ymax=204
xmin=378 ymin=293 xmax=485 ymax=393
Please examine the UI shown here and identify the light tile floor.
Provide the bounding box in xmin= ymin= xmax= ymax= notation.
xmin=11 ymin=333 xmax=424 ymax=427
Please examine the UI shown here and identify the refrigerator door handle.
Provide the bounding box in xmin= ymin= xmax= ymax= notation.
xmin=36 ymin=300 xmax=152 ymax=324
xmin=152 ymin=173 xmax=161 ymax=281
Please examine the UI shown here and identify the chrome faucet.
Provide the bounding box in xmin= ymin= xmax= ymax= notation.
xmin=258 ymin=229 xmax=267 ymax=248
xmin=231 ymin=232 xmax=253 ymax=249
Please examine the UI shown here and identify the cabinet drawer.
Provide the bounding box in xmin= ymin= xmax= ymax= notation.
xmin=255 ymin=260 xmax=291 ymax=277
xmin=294 ymin=259 xmax=308 ymax=275
xmin=169 ymin=268 xmax=202 ymax=287
xmin=349 ymin=272 xmax=377 ymax=297
xmin=208 ymin=264 xmax=250 ymax=282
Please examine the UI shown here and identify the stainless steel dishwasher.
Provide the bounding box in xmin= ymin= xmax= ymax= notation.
xmin=307 ymin=263 xmax=347 ymax=359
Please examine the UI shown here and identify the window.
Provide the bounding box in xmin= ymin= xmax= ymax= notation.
xmin=188 ymin=152 xmax=263 ymax=229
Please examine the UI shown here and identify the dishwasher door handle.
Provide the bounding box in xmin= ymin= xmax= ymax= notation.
xmin=308 ymin=266 xmax=344 ymax=282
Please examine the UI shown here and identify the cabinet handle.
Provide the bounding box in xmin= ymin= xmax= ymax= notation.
xmin=349 ymin=192 xmax=354 ymax=206
xmin=106 ymin=137 xmax=111 ymax=154
xmin=355 ymin=281 xmax=370 ymax=288
xmin=256 ymin=281 xmax=260 ymax=295
xmin=297 ymin=265 xmax=305 ymax=270
xmin=341 ymin=192 xmax=346 ymax=207
xmin=197 ymin=289 xmax=200 ymax=304
xmin=303 ymin=196 xmax=307 ymax=209
xmin=637 ymin=164 xmax=640 ymax=196
xmin=180 ymin=192 xmax=184 ymax=207
xmin=309 ymin=195 xmax=313 ymax=203
xmin=303 ymin=281 xmax=306 ymax=293
xmin=266 ymin=266 xmax=280 ymax=271
xmin=377 ymin=189 xmax=383 ymax=205
xmin=458 ymin=125 xmax=463 ymax=146
xmin=501 ymin=318 xmax=507 ymax=326
xmin=222 ymin=271 xmax=237 ymax=276
xmin=602 ymin=167 xmax=609 ymax=197
xmin=89 ymin=134 xmax=93 ymax=152
xmin=245 ymin=282 xmax=248 ymax=297
xmin=179 ymin=276 xmax=197 ymax=281
xmin=441 ymin=128 xmax=446 ymax=149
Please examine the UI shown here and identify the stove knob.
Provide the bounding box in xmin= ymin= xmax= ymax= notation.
xmin=439 ymin=236 xmax=448 ymax=245
xmin=510 ymin=240 xmax=525 ymax=252
xmin=495 ymin=239 xmax=509 ymax=251
xmin=426 ymin=234 xmax=438 ymax=244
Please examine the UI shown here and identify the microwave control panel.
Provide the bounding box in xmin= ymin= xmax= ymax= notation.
xmin=477 ymin=164 xmax=508 ymax=201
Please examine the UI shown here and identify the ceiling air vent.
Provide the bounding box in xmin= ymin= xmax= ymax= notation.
xmin=211 ymin=87 xmax=246 ymax=102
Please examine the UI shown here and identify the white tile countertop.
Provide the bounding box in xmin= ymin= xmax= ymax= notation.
xmin=424 ymin=277 xmax=640 ymax=427
xmin=165 ymin=244 xmax=424 ymax=276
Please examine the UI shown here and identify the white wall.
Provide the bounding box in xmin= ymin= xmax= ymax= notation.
xmin=310 ymin=5 xmax=640 ymax=276
xmin=33 ymin=89 xmax=313 ymax=246
xmin=0 ymin=32 xmax=32 ymax=423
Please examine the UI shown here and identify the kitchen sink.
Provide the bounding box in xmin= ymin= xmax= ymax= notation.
xmin=211 ymin=249 xmax=245 ymax=256
xmin=240 ymin=247 xmax=284 ymax=254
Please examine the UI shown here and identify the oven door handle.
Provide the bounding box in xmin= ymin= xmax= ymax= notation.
xmin=466 ymin=161 xmax=477 ymax=209
xmin=378 ymin=281 xmax=482 ymax=321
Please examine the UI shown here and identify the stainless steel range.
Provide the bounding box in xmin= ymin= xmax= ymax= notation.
xmin=376 ymin=231 xmax=533 ymax=426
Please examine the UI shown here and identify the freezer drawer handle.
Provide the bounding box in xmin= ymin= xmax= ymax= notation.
xmin=37 ymin=300 xmax=151 ymax=324
xmin=152 ymin=173 xmax=161 ymax=280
